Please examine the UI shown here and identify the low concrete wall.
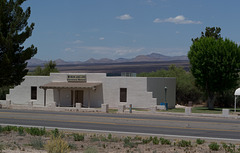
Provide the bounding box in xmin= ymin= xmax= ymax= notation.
xmin=222 ymin=109 xmax=229 ymax=117
xmin=101 ymin=104 xmax=109 ymax=113
xmin=76 ymin=103 xmax=82 ymax=109
xmin=118 ymin=105 xmax=126 ymax=113
xmin=0 ymin=100 xmax=6 ymax=108
xmin=185 ymin=107 xmax=192 ymax=115
xmin=5 ymin=104 xmax=101 ymax=112
xmin=150 ymin=105 xmax=157 ymax=113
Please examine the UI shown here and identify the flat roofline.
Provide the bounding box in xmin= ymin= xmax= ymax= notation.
xmin=39 ymin=82 xmax=102 ymax=89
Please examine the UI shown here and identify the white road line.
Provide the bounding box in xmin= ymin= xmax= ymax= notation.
xmin=1 ymin=123 xmax=240 ymax=142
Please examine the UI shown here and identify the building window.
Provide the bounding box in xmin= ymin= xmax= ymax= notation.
xmin=31 ymin=86 xmax=37 ymax=100
xmin=120 ymin=88 xmax=127 ymax=102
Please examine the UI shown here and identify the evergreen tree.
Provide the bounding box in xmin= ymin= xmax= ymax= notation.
xmin=0 ymin=0 xmax=37 ymax=87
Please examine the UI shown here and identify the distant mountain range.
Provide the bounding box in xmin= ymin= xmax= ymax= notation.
xmin=27 ymin=53 xmax=188 ymax=66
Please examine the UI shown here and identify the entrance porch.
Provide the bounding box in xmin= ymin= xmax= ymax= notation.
xmin=39 ymin=82 xmax=102 ymax=108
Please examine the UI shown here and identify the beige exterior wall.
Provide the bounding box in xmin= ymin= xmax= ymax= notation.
xmin=6 ymin=76 xmax=53 ymax=106
xmin=102 ymin=77 xmax=157 ymax=108
xmin=6 ymin=73 xmax=176 ymax=108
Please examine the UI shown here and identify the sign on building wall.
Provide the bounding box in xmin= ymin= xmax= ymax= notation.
xmin=67 ymin=75 xmax=86 ymax=83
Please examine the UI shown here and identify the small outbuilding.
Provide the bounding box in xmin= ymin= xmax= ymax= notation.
xmin=6 ymin=73 xmax=176 ymax=109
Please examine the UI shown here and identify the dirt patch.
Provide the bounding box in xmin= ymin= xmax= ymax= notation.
xmin=0 ymin=129 xmax=240 ymax=153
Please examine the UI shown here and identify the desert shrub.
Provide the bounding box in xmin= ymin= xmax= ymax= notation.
xmin=73 ymin=133 xmax=84 ymax=141
xmin=0 ymin=143 xmax=4 ymax=152
xmin=196 ymin=138 xmax=205 ymax=145
xmin=26 ymin=127 xmax=46 ymax=136
xmin=3 ymin=125 xmax=17 ymax=132
xmin=17 ymin=126 xmax=25 ymax=136
xmin=107 ymin=133 xmax=112 ymax=140
xmin=51 ymin=128 xmax=59 ymax=137
xmin=142 ymin=136 xmax=153 ymax=144
xmin=134 ymin=135 xmax=142 ymax=141
xmin=222 ymin=143 xmax=236 ymax=153
xmin=68 ymin=143 xmax=77 ymax=151
xmin=0 ymin=125 xmax=2 ymax=133
xmin=152 ymin=137 xmax=159 ymax=145
xmin=2 ymin=126 xmax=11 ymax=132
xmin=159 ymin=137 xmax=171 ymax=145
xmin=177 ymin=140 xmax=191 ymax=147
xmin=123 ymin=137 xmax=131 ymax=145
xmin=83 ymin=146 xmax=98 ymax=153
xmin=142 ymin=138 xmax=150 ymax=144
xmin=124 ymin=137 xmax=137 ymax=148
xmin=99 ymin=135 xmax=108 ymax=141
xmin=29 ymin=137 xmax=45 ymax=150
xmin=209 ymin=142 xmax=220 ymax=151
xmin=45 ymin=135 xmax=69 ymax=153
xmin=90 ymin=135 xmax=100 ymax=142
xmin=108 ymin=136 xmax=120 ymax=142
xmin=102 ymin=143 xmax=106 ymax=148
xmin=90 ymin=134 xmax=109 ymax=142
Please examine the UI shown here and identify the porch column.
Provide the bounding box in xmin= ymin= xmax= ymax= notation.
xmin=44 ymin=88 xmax=47 ymax=106
xmin=73 ymin=90 xmax=75 ymax=107
xmin=88 ymin=89 xmax=90 ymax=108
xmin=58 ymin=89 xmax=61 ymax=107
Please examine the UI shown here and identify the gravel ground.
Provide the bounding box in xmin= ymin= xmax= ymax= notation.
xmin=1 ymin=130 xmax=240 ymax=153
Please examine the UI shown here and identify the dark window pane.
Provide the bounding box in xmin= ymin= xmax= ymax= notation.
xmin=31 ymin=86 xmax=37 ymax=100
xmin=120 ymin=88 xmax=127 ymax=102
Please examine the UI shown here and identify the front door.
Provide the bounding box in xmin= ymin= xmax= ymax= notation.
xmin=75 ymin=90 xmax=84 ymax=106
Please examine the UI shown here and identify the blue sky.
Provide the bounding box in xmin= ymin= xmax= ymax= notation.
xmin=22 ymin=0 xmax=240 ymax=61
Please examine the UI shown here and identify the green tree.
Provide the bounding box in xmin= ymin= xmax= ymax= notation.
xmin=192 ymin=27 xmax=221 ymax=42
xmin=188 ymin=28 xmax=240 ymax=109
xmin=0 ymin=0 xmax=37 ymax=88
xmin=0 ymin=86 xmax=10 ymax=100
xmin=42 ymin=60 xmax=58 ymax=75
xmin=29 ymin=60 xmax=59 ymax=76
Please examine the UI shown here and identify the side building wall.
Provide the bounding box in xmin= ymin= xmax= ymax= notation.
xmin=6 ymin=76 xmax=53 ymax=106
xmin=102 ymin=77 xmax=157 ymax=108
xmin=147 ymin=77 xmax=176 ymax=109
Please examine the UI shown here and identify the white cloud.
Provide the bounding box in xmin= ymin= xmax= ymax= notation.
xmin=146 ymin=0 xmax=153 ymax=5
xmin=64 ymin=48 xmax=74 ymax=52
xmin=72 ymin=40 xmax=83 ymax=44
xmin=76 ymin=46 xmax=144 ymax=57
xmin=153 ymin=15 xmax=202 ymax=24
xmin=115 ymin=48 xmax=144 ymax=56
xmin=116 ymin=14 xmax=133 ymax=20
xmin=77 ymin=46 xmax=112 ymax=54
xmin=150 ymin=47 xmax=188 ymax=56
xmin=99 ymin=37 xmax=104 ymax=40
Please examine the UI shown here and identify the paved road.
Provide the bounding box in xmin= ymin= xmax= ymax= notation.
xmin=0 ymin=109 xmax=240 ymax=140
